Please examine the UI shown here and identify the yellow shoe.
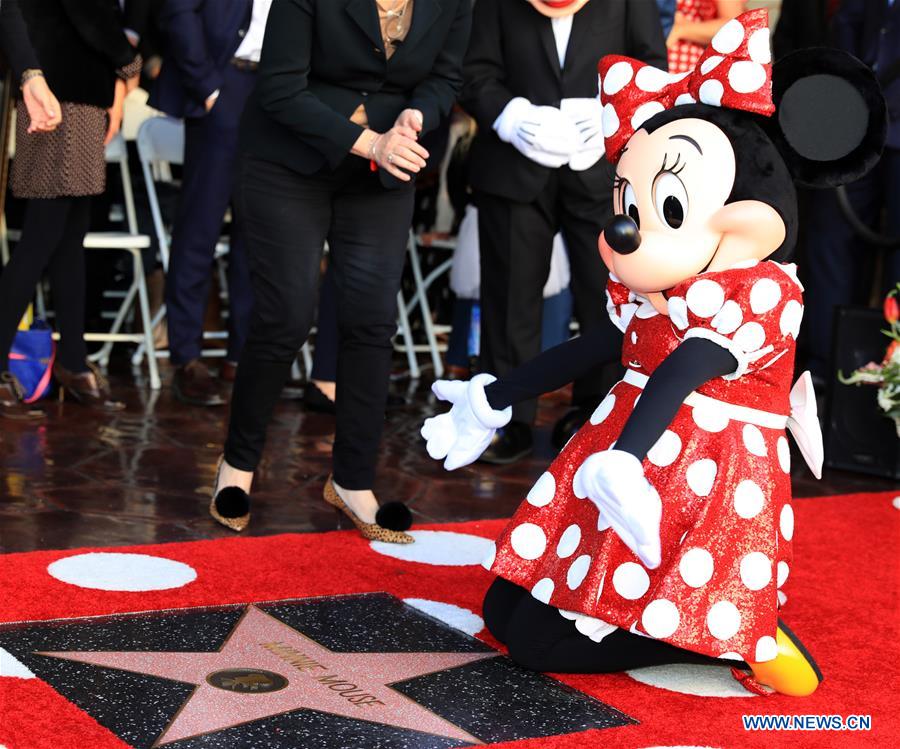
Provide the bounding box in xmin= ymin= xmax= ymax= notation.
xmin=747 ymin=621 xmax=823 ymax=697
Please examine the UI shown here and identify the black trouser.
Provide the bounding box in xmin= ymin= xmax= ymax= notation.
xmin=475 ymin=168 xmax=615 ymax=424
xmin=0 ymin=197 xmax=91 ymax=373
xmin=224 ymin=155 xmax=414 ymax=488
xmin=483 ymin=577 xmax=722 ymax=673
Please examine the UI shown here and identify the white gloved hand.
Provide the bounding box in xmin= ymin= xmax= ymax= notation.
xmin=572 ymin=449 xmax=662 ymax=569
xmin=421 ymin=374 xmax=512 ymax=471
xmin=560 ymin=97 xmax=605 ymax=171
xmin=493 ymin=97 xmax=578 ymax=168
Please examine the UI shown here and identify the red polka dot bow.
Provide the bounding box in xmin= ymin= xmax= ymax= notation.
xmin=598 ymin=8 xmax=775 ymax=163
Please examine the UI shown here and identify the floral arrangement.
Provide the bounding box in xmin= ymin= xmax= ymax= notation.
xmin=839 ymin=283 xmax=900 ymax=436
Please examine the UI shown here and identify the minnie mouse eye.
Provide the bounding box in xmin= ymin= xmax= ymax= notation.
xmin=623 ymin=182 xmax=640 ymax=228
xmin=653 ymin=171 xmax=688 ymax=229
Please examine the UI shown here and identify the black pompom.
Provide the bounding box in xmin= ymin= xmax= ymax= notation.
xmin=376 ymin=501 xmax=413 ymax=532
xmin=214 ymin=487 xmax=251 ymax=518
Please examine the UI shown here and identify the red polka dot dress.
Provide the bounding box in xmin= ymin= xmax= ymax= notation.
xmin=486 ymin=261 xmax=803 ymax=663
xmin=668 ymin=0 xmax=720 ymax=74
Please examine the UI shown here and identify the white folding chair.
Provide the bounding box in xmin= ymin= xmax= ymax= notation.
xmin=134 ymin=115 xmax=231 ymax=365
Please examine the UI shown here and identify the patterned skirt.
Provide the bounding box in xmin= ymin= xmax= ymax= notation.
xmin=11 ymin=101 xmax=108 ymax=200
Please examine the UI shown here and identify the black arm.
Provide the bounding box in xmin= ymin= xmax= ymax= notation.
xmin=625 ymin=0 xmax=669 ymax=70
xmin=615 ymin=337 xmax=737 ymax=460
xmin=0 ymin=0 xmax=40 ymax=81
xmin=484 ymin=315 xmax=622 ymax=410
xmin=58 ymin=0 xmax=136 ymax=70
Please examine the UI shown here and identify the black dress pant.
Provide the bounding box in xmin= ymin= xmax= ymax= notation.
xmin=475 ymin=168 xmax=615 ymax=424
xmin=0 ymin=197 xmax=91 ymax=373
xmin=224 ymin=155 xmax=414 ymax=488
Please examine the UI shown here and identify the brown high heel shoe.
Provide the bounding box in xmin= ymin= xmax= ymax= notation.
xmin=209 ymin=456 xmax=251 ymax=532
xmin=0 ymin=372 xmax=45 ymax=422
xmin=54 ymin=361 xmax=124 ymax=411
xmin=323 ymin=477 xmax=414 ymax=544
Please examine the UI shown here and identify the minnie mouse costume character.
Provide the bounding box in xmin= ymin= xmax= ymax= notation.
xmin=423 ymin=9 xmax=887 ymax=697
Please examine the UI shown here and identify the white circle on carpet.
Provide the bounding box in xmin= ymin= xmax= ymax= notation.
xmin=403 ymin=598 xmax=484 ymax=636
xmin=47 ymin=553 xmax=197 ymax=591
xmin=0 ymin=647 xmax=35 ymax=678
xmin=627 ymin=663 xmax=757 ymax=698
xmin=370 ymin=531 xmax=494 ymax=566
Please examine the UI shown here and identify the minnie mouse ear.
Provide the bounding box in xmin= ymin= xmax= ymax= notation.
xmin=768 ymin=48 xmax=886 ymax=188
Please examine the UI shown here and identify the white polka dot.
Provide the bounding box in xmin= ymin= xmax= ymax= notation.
xmin=712 ymin=300 xmax=743 ymax=335
xmin=0 ymin=647 xmax=35 ymax=678
xmin=679 ymin=547 xmax=714 ymax=588
xmin=739 ymin=552 xmax=772 ymax=591
xmin=719 ymin=651 xmax=744 ymax=661
xmin=628 ymin=663 xmax=758 ymax=698
xmin=47 ymin=553 xmax=197 ymax=592
xmin=635 ymin=65 xmax=674 ymax=92
xmin=631 ymin=331 xmax=638 ymax=344
xmin=780 ymin=504 xmax=794 ymax=541
xmin=777 ymin=561 xmax=790 ymax=587
xmin=712 ymin=18 xmax=745 ymax=54
xmin=742 ymin=424 xmax=767 ymax=457
xmin=641 ymin=599 xmax=680 ymax=638
xmin=755 ymin=635 xmax=778 ymax=662
xmin=733 ymin=322 xmax=766 ymax=353
xmin=667 ymin=296 xmax=689 ymax=329
xmin=372 ymin=530 xmax=494 ymax=566
xmin=698 ymin=79 xmax=724 ymax=106
xmin=729 ymin=61 xmax=767 ymax=94
xmin=527 ymin=472 xmax=556 ymax=507
xmin=567 ymin=554 xmax=592 ymax=590
xmin=707 ymin=600 xmax=741 ymax=640
xmin=733 ymin=480 xmax=764 ymax=519
xmin=631 ymin=101 xmax=666 ymax=130
xmin=510 ymin=523 xmax=547 ymax=561
xmin=403 ymin=599 xmax=484 ymax=636
xmin=674 ymin=93 xmax=697 ymax=106
xmin=590 ymin=394 xmax=616 ymax=425
xmin=556 ymin=524 xmax=582 ymax=559
xmin=602 ymin=103 xmax=620 ymax=137
xmin=700 ymin=55 xmax=724 ymax=75
xmin=531 ymin=577 xmax=555 ymax=604
xmin=692 ymin=402 xmax=730 ymax=433
xmin=686 ymin=280 xmax=725 ymax=318
xmin=648 ymin=430 xmax=682 ymax=467
xmin=603 ymin=60 xmax=634 ymax=95
xmin=777 ymin=436 xmax=791 ymax=473
xmin=747 ymin=28 xmax=772 ymax=64
xmin=597 ymin=512 xmax=611 ymax=531
xmin=777 ymin=589 xmax=788 ymax=607
xmin=613 ymin=562 xmax=651 ymax=600
xmin=686 ymin=459 xmax=718 ymax=497
xmin=749 ymin=278 xmax=782 ymax=314
xmin=780 ymin=300 xmax=803 ymax=338
xmin=481 ymin=542 xmax=496 ymax=571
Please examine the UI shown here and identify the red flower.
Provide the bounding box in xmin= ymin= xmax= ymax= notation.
xmin=885 ymin=294 xmax=899 ymax=324
xmin=885 ymin=340 xmax=899 ymax=365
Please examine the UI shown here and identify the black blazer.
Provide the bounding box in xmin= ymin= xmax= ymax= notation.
xmin=462 ymin=0 xmax=667 ymax=203
xmin=240 ymin=0 xmax=471 ymax=180
xmin=0 ymin=0 xmax=39 ymax=81
xmin=19 ymin=0 xmax=137 ymax=108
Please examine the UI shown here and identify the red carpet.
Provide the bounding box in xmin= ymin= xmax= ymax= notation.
xmin=1 ymin=490 xmax=898 ymax=748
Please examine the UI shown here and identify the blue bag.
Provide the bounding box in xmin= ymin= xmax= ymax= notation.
xmin=9 ymin=321 xmax=56 ymax=403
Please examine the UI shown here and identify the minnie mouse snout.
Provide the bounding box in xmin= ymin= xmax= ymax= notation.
xmin=603 ymin=215 xmax=642 ymax=255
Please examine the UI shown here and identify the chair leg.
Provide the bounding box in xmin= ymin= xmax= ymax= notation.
xmin=406 ymin=234 xmax=444 ymax=378
xmin=132 ymin=304 xmax=166 ymax=366
xmin=396 ymin=290 xmax=420 ymax=379
xmin=132 ymin=250 xmax=161 ymax=390
xmin=91 ymin=283 xmax=139 ymax=367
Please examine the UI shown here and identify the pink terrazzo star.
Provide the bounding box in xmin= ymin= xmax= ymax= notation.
xmin=37 ymin=605 xmax=494 ymax=746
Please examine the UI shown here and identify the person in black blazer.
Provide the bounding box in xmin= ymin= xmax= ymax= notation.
xmin=461 ymin=0 xmax=667 ymax=463
xmin=210 ymin=0 xmax=471 ymax=541
xmin=149 ymin=0 xmax=264 ymax=406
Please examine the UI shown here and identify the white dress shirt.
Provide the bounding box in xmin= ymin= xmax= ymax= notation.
xmin=551 ymin=15 xmax=573 ymax=68
xmin=235 ymin=0 xmax=274 ymax=63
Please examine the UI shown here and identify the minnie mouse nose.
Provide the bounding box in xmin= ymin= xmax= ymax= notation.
xmin=604 ymin=215 xmax=642 ymax=255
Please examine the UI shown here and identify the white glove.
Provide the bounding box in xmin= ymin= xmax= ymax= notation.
xmin=493 ymin=97 xmax=578 ymax=168
xmin=560 ymin=97 xmax=605 ymax=171
xmin=572 ymin=450 xmax=662 ymax=569
xmin=421 ymin=374 xmax=512 ymax=470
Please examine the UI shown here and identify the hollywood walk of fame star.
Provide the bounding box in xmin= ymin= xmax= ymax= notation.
xmin=37 ymin=605 xmax=495 ymax=746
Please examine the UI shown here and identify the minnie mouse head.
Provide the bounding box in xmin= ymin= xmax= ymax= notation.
xmin=596 ymin=9 xmax=886 ymax=308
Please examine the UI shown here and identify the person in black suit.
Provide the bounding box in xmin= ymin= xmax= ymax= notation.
xmin=149 ymin=0 xmax=267 ymax=406
xmin=462 ymin=0 xmax=667 ymax=463
xmin=209 ymin=0 xmax=471 ymax=542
